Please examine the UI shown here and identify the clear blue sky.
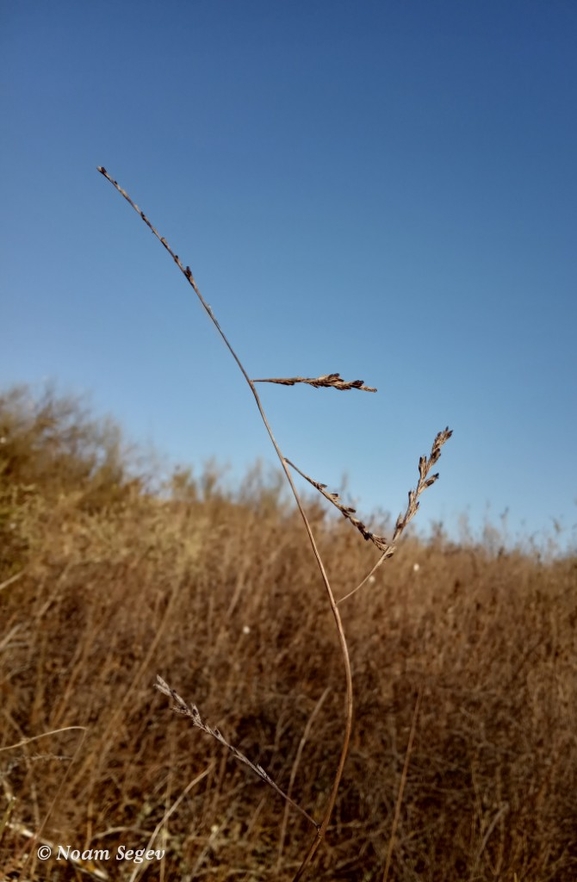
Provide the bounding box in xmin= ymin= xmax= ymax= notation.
xmin=2 ymin=1 xmax=576 ymax=551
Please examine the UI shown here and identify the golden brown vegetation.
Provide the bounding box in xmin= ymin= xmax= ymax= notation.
xmin=1 ymin=386 xmax=576 ymax=881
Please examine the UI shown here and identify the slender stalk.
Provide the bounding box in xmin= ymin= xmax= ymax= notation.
xmin=277 ymin=687 xmax=331 ymax=870
xmin=97 ymin=167 xmax=354 ymax=876
xmin=382 ymin=686 xmax=422 ymax=882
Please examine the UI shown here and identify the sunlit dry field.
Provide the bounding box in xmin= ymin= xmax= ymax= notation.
xmin=1 ymin=387 xmax=576 ymax=881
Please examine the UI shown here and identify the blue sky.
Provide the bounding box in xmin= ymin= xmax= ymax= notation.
xmin=2 ymin=1 xmax=576 ymax=551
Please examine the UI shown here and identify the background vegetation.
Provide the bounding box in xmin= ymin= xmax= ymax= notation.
xmin=1 ymin=386 xmax=576 ymax=881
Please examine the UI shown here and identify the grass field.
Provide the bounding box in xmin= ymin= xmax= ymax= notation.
xmin=1 ymin=385 xmax=576 ymax=881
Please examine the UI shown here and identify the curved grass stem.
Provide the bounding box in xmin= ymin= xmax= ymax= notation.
xmin=97 ymin=167 xmax=355 ymax=877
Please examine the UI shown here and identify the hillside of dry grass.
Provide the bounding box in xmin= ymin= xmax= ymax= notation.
xmin=1 ymin=386 xmax=576 ymax=881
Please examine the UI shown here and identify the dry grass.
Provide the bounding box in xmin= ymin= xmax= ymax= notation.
xmin=93 ymin=167 xmax=453 ymax=880
xmin=1 ymin=386 xmax=576 ymax=881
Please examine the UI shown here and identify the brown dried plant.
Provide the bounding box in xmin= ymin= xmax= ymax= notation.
xmin=253 ymin=372 xmax=377 ymax=392
xmin=97 ymin=166 xmax=452 ymax=880
xmin=155 ymin=676 xmax=318 ymax=830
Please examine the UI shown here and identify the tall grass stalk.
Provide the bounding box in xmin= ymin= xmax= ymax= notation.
xmin=97 ymin=166 xmax=452 ymax=879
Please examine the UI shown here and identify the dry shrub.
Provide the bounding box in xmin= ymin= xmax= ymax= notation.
xmin=1 ymin=387 xmax=576 ymax=880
